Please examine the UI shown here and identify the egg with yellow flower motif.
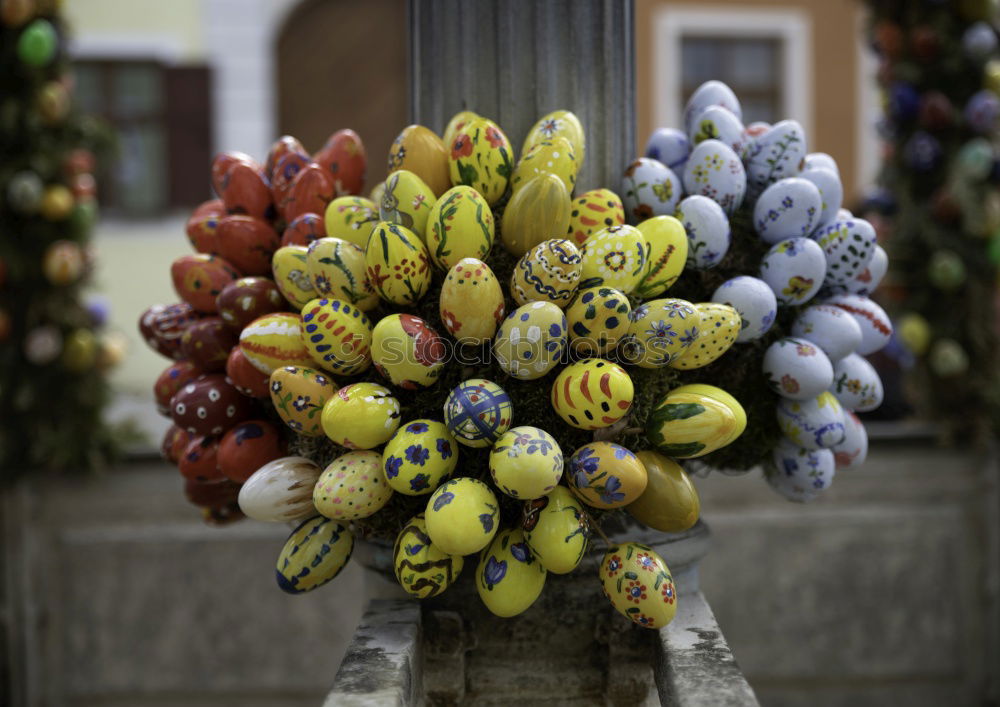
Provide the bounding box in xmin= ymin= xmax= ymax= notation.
xmin=476 ymin=528 xmax=547 ymax=618
xmin=567 ymin=188 xmax=625 ymax=246
xmin=509 ymin=239 xmax=582 ymax=308
xmin=551 ymin=358 xmax=634 ymax=430
xmin=323 ymin=196 xmax=379 ymax=248
xmin=365 ymin=221 xmax=432 ymax=305
xmin=447 ymin=117 xmax=514 ymax=206
xmin=579 ymin=225 xmax=649 ymax=293
xmin=565 ymin=286 xmax=631 ymax=355
xmin=321 ymin=382 xmax=401 ymax=450
xmin=393 ymin=514 xmax=464 ymax=598
xmin=425 ymin=185 xmax=495 ymax=270
xmin=599 ymin=543 xmax=677 ymax=629
xmin=382 ymin=420 xmax=458 ymax=496
xmin=510 ymin=136 xmax=578 ymax=194
xmin=275 ymin=516 xmax=354 ymax=594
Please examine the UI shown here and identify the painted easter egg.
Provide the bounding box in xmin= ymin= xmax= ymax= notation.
xmin=600 ymin=543 xmax=677 ymax=629
xmin=682 ymin=139 xmax=746 ymax=215
xmin=489 ymin=426 xmax=564 ymax=499
xmin=323 ymin=196 xmax=379 ymax=248
xmin=239 ymin=312 xmax=313 ymax=374
xmin=689 ymin=104 xmax=746 ymax=155
xmin=265 ymin=135 xmax=306 ymax=181
xmin=178 ymin=435 xmax=224 ymax=483
xmin=171 ymin=373 xmax=257 ymax=436
xmin=282 ymin=164 xmax=335 ymax=224
xmin=494 ymin=301 xmax=568 ymax=380
xmin=621 ymin=157 xmax=682 ymax=223
xmin=321 ymin=382 xmax=400 ymax=450
xmin=627 ymin=451 xmax=700 ymax=533
xmin=269 ymin=151 xmax=309 ymax=208
xmin=269 ymin=365 xmax=336 ymax=436
xmin=567 ymin=442 xmax=647 ymax=509
xmin=645 ymin=127 xmax=691 ymax=173
xmin=448 ymin=117 xmax=513 ymax=206
xmin=154 ymin=360 xmax=200 ymax=415
xmin=439 ymin=258 xmax=505 ymax=344
xmin=565 ymin=286 xmax=631 ymax=356
xmin=211 ymin=151 xmax=254 ymax=198
xmin=216 ymin=276 xmax=286 ymax=332
xmin=217 ymin=420 xmax=286 ymax=483
xmin=762 ymin=337 xmax=835 ymax=401
xmin=275 ymin=516 xmax=354 ymax=594
xmin=511 ymin=136 xmax=577 ymax=194
xmin=759 ymin=237 xmax=826 ymax=306
xmin=843 ymin=244 xmax=888 ymax=296
xmin=830 ymin=353 xmax=884 ymax=412
xmin=799 ymin=167 xmax=843 ymax=231
xmin=622 ymin=298 xmax=700 ymax=368
xmin=776 ymin=392 xmax=846 ymax=450
xmin=683 ymin=79 xmax=742 ymax=133
xmin=634 ymin=215 xmax=688 ymax=298
xmin=522 ymin=109 xmax=586 ymax=164
xmin=500 ymin=173 xmax=572 ymax=257
xmin=804 ymin=152 xmax=839 ymax=174
xmin=180 ymin=317 xmax=237 ymax=372
xmin=425 ymin=477 xmax=500 ymax=555
xmin=365 ymin=221 xmax=432 ymax=306
xmin=753 ymin=178 xmax=823 ymax=243
xmin=185 ymin=199 xmax=224 ymax=254
xmin=578 ymin=224 xmax=648 ymax=293
xmin=766 ymin=438 xmax=836 ymax=502
xmin=306 ymin=237 xmax=379 ymax=310
xmin=271 ymin=245 xmax=315 ymax=309
xmin=745 ymin=119 xmax=807 ymax=198
xmin=388 ymin=124 xmax=451 ymax=197
xmin=371 ymin=314 xmax=446 ymax=389
xmin=551 ymin=358 xmax=633 ymax=430
xmin=645 ymin=386 xmax=745 ymax=459
xmin=394 ymin=514 xmax=465 ymax=598
xmin=313 ymin=450 xmax=392 ymax=520
xmin=812 ymin=218 xmax=877 ymax=288
xmin=824 ymin=294 xmax=893 ymax=355
xmin=226 ymin=346 xmax=271 ymax=397
xmin=510 ymin=238 xmax=582 ymax=307
xmin=833 ymin=411 xmax=869 ymax=470
xmin=383 ymin=420 xmax=458 ymax=496
xmin=238 ymin=456 xmax=320 ymax=522
xmin=522 ymin=486 xmax=589 ymax=574
xmin=425 ymin=185 xmax=495 ymax=269
xmin=476 ymin=528 xmax=547 ymax=618
xmin=281 ymin=212 xmax=326 ymax=247
xmin=443 ymin=110 xmax=479 ymax=154
xmin=300 ymin=298 xmax=373 ymax=376
xmin=675 ymin=194 xmax=730 ymax=271
xmin=567 ymin=188 xmax=626 ymax=246
xmin=669 ymin=302 xmax=740 ymax=370
xmin=215 ymin=215 xmax=280 ymax=276
xmin=171 ymin=254 xmax=240 ymax=314
xmin=221 ymin=161 xmax=272 ymax=220
xmin=791 ymin=304 xmax=863 ymax=361
xmin=711 ymin=276 xmax=777 ymax=343
xmin=443 ymin=378 xmax=512 ymax=448
xmin=313 ymin=128 xmax=367 ymax=196
xmin=379 ymin=169 xmax=436 ymax=240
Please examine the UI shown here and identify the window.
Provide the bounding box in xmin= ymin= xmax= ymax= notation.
xmin=681 ymin=37 xmax=783 ymax=124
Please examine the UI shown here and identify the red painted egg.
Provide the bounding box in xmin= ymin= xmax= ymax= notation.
xmin=171 ymin=254 xmax=241 ymax=313
xmin=139 ymin=304 xmax=173 ymax=358
xmin=225 ymin=346 xmax=271 ymax=397
xmin=281 ymin=212 xmax=326 ymax=246
xmin=141 ymin=303 xmax=202 ymax=359
xmin=215 ymin=215 xmax=280 ymax=275
xmin=270 ymin=151 xmax=311 ymax=209
xmin=216 ymin=276 xmax=287 ymax=331
xmin=314 ymin=129 xmax=366 ymax=196
xmin=211 ymin=151 xmax=256 ymax=198
xmin=217 ymin=419 xmax=287 ymax=482
xmin=154 ymin=359 xmax=202 ymax=414
xmin=281 ymin=164 xmax=334 ymax=223
xmin=179 ymin=435 xmax=226 ymax=482
xmin=161 ymin=425 xmax=192 ymax=464
xmin=185 ymin=199 xmax=226 ymax=254
xmin=181 ymin=317 xmax=238 ymax=372
xmin=222 ymin=161 xmax=273 ymax=220
xmin=170 ymin=373 xmax=258 ymax=436
xmin=183 ymin=478 xmax=243 ymax=524
xmin=266 ymin=135 xmax=306 ymax=180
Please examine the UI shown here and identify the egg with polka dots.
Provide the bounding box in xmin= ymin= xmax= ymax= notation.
xmin=170 ymin=373 xmax=257 ymax=437
xmin=382 ymin=420 xmax=459 ymax=496
xmin=494 ymin=301 xmax=568 ymax=380
xmin=567 ymin=188 xmax=625 ymax=247
xmin=551 ymin=359 xmax=634 ymax=430
xmin=669 ymin=302 xmax=740 ymax=370
xmin=565 ymin=286 xmax=631 ymax=355
xmin=313 ymin=450 xmax=392 ymax=521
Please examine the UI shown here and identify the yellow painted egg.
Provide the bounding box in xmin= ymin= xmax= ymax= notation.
xmin=510 ymin=136 xmax=578 ymax=194
xmin=371 ymin=314 xmax=446 ymax=389
xmin=306 ymin=237 xmax=379 ymax=311
xmin=476 ymin=527 xmax=547 ymax=617
xmin=383 ymin=420 xmax=458 ymax=495
xmin=272 ymin=245 xmax=316 ymax=309
xmin=365 ymin=221 xmax=432 ymax=306
xmin=239 ymin=312 xmax=313 ymax=374
xmin=494 ymin=301 xmax=568 ymax=380
xmin=567 ymin=442 xmax=647 ymax=509
xmin=489 ymin=426 xmax=564 ymax=499
xmin=600 ymin=542 xmax=677 ymax=629
xmin=442 ymin=110 xmax=479 ymax=154
xmin=425 ymin=477 xmax=500 ymax=555
xmin=645 ymin=386 xmax=745 ymax=458
xmin=300 ymin=297 xmax=373 ymax=376
xmin=522 ymin=486 xmax=589 ymax=575
xmin=379 ymin=169 xmax=437 ymax=240
xmin=275 ymin=516 xmax=354 ymax=594
xmin=522 ymin=109 xmax=586 ymax=166
xmin=626 ymin=451 xmax=700 ymax=533
xmin=567 ymin=188 xmax=625 ymax=247
xmin=551 ymin=358 xmax=634 ymax=430
xmin=500 ymin=173 xmax=571 ymax=257
xmin=669 ymin=302 xmax=740 ymax=370
xmin=565 ymin=286 xmax=631 ymax=356
xmin=425 ymin=185 xmax=495 ymax=270
xmin=393 ymin=514 xmax=465 ymax=598
xmin=672 ymin=383 xmax=747 ymax=437
xmin=579 ymin=225 xmax=649 ymax=294
xmin=634 ymin=215 xmax=689 ymax=299
xmin=313 ymin=450 xmax=392 ymax=520
xmin=623 ymin=298 xmax=701 ymax=369
xmin=388 ymin=124 xmax=451 ymax=197
xmin=448 ymin=117 xmax=514 ymax=205
xmin=321 ymin=382 xmax=401 ymax=450
xmin=510 ymin=238 xmax=582 ymax=308
xmin=439 ymin=258 xmax=505 ymax=344
xmin=443 ymin=379 xmax=513 ymax=448
xmin=323 ymin=196 xmax=379 ymax=248
xmin=269 ymin=365 xmax=337 ymax=436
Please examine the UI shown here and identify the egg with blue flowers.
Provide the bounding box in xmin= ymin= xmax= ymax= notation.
xmin=489 ymin=426 xmax=564 ymax=499
xmin=425 ymin=477 xmax=500 ymax=555
xmin=382 ymin=419 xmax=459 ymax=496
xmin=476 ymin=528 xmax=547 ymax=618
xmin=567 ymin=442 xmax=647 ymax=509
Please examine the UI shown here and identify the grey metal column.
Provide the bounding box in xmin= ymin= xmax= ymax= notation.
xmin=408 ymin=0 xmax=636 ymax=192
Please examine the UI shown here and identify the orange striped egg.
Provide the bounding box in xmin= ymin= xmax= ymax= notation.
xmin=551 ymin=358 xmax=634 ymax=430
xmin=239 ymin=312 xmax=313 ymax=374
xmin=300 ymin=298 xmax=373 ymax=376
xmin=567 ymin=188 xmax=625 ymax=246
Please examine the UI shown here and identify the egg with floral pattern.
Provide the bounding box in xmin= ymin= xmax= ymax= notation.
xmin=799 ymin=167 xmax=843 ymax=231
xmin=776 ymin=392 xmax=846 ymax=451
xmin=759 ymin=237 xmax=826 ymax=306
xmin=766 ymin=437 xmax=836 ymax=502
xmin=365 ymin=221 xmax=432 ymax=306
xmin=567 ymin=442 xmax=647 ymax=509
xmin=443 ymin=378 xmax=513 ymax=448
xmin=443 ymin=110 xmax=479 ymax=153
xmin=578 ymin=224 xmax=648 ymax=293
xmin=565 ymin=286 xmax=631 ymax=356
xmin=388 ymin=124 xmax=451 ymax=197
xmin=711 ymin=276 xmax=777 ymax=343
xmin=669 ymin=302 xmax=740 ymax=370
xmin=682 ymin=139 xmax=746 ymax=216
xmin=645 ymin=127 xmax=691 ymax=174
xmin=791 ymin=304 xmax=862 ymax=362
xmin=275 ymin=516 xmax=354 ymax=594
xmin=567 ymin=188 xmax=626 ymax=246
xmin=439 ymin=258 xmax=505 ymax=343
xmin=510 ymin=238 xmax=582 ymax=307
xmin=239 ymin=312 xmax=313 ymax=374
xmin=271 ymin=245 xmax=315 ymax=309
xmin=313 ymin=450 xmax=392 ymax=520
xmin=321 ymin=382 xmax=401 ymax=450
xmin=676 ymin=194 xmax=731 ymax=271
xmin=689 ymin=104 xmax=746 ymax=156
xmin=830 ymin=353 xmax=884 ymax=412
xmin=832 ymin=411 xmax=868 ymax=470
xmin=522 ymin=109 xmax=586 ymax=165
xmin=622 ymin=298 xmax=700 ymax=368
xmin=425 ymin=185 xmax=495 ymax=270
xmin=494 ymin=301 xmax=568 ymax=380
xmin=753 ymin=178 xmax=823 ymax=243
xmin=300 ymin=298 xmax=373 ymax=376
xmin=510 ymin=136 xmax=578 ymax=194
xmin=306 ymin=237 xmax=379 ymax=310
xmin=379 ymin=169 xmax=437 ymax=240
xmin=393 ymin=514 xmax=464 ymax=598
xmin=323 ymin=196 xmax=379 ymax=248
xmin=448 ymin=117 xmax=514 ymax=206
xmin=683 ymin=79 xmax=742 ymax=134
xmin=600 ymin=542 xmax=677 ymax=629
xmin=745 ymin=119 xmax=807 ymax=198
xmin=522 ymin=486 xmax=589 ymax=574
xmin=476 ymin=528 xmax=547 ymax=618
xmin=371 ymin=314 xmax=446 ymax=389
xmin=269 ymin=365 xmax=336 ymax=436
xmin=382 ymin=420 xmax=458 ymax=496
xmin=762 ymin=337 xmax=835 ymax=401
xmin=425 ymin=477 xmax=500 ymax=555
xmin=489 ymin=426 xmax=564 ymax=499
xmin=824 ymin=294 xmax=893 ymax=356
xmin=621 ymin=158 xmax=682 ymax=224
xmin=634 ymin=215 xmax=688 ymax=298
xmin=551 ymin=358 xmax=633 ymax=430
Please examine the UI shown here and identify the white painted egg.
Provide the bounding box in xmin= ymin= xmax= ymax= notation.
xmin=766 ymin=437 xmax=836 ymax=502
xmin=683 ymin=80 xmax=742 ymax=134
xmin=843 ymin=245 xmax=888 ymax=296
xmin=759 ymin=237 xmax=825 ymax=306
xmin=832 ymin=411 xmax=868 ymax=470
xmin=745 ymin=120 xmax=807 ymax=198
xmin=711 ymin=276 xmax=776 ymax=343
xmin=791 ymin=304 xmax=863 ymax=361
xmin=689 ymin=105 xmax=746 ymax=156
xmin=798 ymin=168 xmax=843 ymax=231
xmin=830 ymin=353 xmax=884 ymax=412
xmin=682 ymin=139 xmax=746 ymax=215
xmin=762 ymin=337 xmax=834 ymax=401
xmin=824 ymin=294 xmax=893 ymax=355
xmin=811 ymin=218 xmax=877 ymax=288
xmin=753 ymin=178 xmax=823 ymax=243
xmin=836 ymin=208 xmax=853 ymax=221
xmin=775 ymin=392 xmax=846 ymax=451
xmin=237 ymin=456 xmax=321 ymax=522
xmin=677 ymin=195 xmax=731 ymax=270
xmin=803 ymin=152 xmax=839 ymax=175
xmin=645 ymin=128 xmax=690 ymax=174
xmin=621 ymin=158 xmax=682 ymax=224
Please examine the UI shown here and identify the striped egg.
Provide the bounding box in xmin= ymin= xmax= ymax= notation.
xmin=393 ymin=514 xmax=464 ymax=598
xmin=566 ymin=286 xmax=631 ymax=356
xmin=239 ymin=312 xmax=313 ymax=374
xmin=510 ymin=238 xmax=582 ymax=307
xmin=300 ymin=298 xmax=373 ymax=376
xmin=275 ymin=516 xmax=354 ymax=594
xmin=269 ymin=365 xmax=337 ymax=436
xmin=623 ymin=298 xmax=701 ymax=368
xmin=321 ymin=382 xmax=401 ymax=449
xmin=567 ymin=188 xmax=625 ymax=246
xmin=365 ymin=221 xmax=432 ymax=306
xmin=271 ymin=245 xmax=315 ymax=309
xmin=579 ymin=225 xmax=649 ymax=293
xmin=323 ymin=196 xmax=380 ymax=248
xmin=313 ymin=450 xmax=392 ymax=521
xmin=494 ymin=301 xmax=568 ymax=380
xmin=238 ymin=456 xmax=322 ymax=523
xmin=306 ymin=237 xmax=379 ymax=311
xmin=551 ymin=358 xmax=634 ymax=430
xmin=634 ymin=215 xmax=689 ymax=298
xmin=669 ymin=302 xmax=740 ymax=370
